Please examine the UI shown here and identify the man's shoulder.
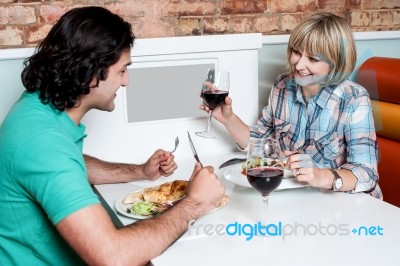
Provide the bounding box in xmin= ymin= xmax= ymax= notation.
xmin=0 ymin=97 xmax=71 ymax=157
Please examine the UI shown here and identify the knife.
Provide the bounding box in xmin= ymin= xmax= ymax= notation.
xmin=219 ymin=158 xmax=246 ymax=169
xmin=187 ymin=131 xmax=203 ymax=167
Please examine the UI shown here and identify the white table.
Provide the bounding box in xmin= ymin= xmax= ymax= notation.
xmin=94 ymin=153 xmax=400 ymax=266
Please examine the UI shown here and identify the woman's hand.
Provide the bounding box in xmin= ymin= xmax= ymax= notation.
xmin=285 ymin=152 xmax=327 ymax=188
xmin=199 ymin=96 xmax=234 ymax=125
xmin=199 ymin=95 xmax=250 ymax=149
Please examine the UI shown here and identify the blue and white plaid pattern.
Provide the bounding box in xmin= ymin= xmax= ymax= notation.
xmin=251 ymin=74 xmax=382 ymax=199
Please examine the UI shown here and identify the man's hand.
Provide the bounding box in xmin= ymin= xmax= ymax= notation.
xmin=184 ymin=163 xmax=225 ymax=218
xmin=142 ymin=149 xmax=177 ymax=180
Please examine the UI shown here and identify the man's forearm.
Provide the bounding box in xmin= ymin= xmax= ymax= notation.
xmin=116 ymin=197 xmax=203 ymax=265
xmin=57 ymin=197 xmax=206 ymax=266
xmin=84 ymin=154 xmax=144 ymax=184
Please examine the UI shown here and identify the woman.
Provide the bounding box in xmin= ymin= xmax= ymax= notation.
xmin=202 ymin=12 xmax=381 ymax=198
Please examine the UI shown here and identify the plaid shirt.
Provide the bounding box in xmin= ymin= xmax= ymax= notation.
xmin=251 ymin=74 xmax=382 ymax=199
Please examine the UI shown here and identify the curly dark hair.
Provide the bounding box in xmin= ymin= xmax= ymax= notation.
xmin=21 ymin=6 xmax=135 ymax=111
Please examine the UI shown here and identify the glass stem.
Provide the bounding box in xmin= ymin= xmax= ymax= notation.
xmin=262 ymin=195 xmax=269 ymax=222
xmin=205 ymin=111 xmax=213 ymax=132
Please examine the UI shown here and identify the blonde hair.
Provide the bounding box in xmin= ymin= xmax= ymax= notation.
xmin=287 ymin=12 xmax=356 ymax=86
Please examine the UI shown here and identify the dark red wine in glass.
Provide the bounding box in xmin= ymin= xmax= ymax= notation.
xmin=246 ymin=138 xmax=283 ymax=222
xmin=201 ymin=90 xmax=229 ymax=110
xmin=196 ymin=69 xmax=230 ymax=139
xmin=247 ymin=167 xmax=283 ymax=196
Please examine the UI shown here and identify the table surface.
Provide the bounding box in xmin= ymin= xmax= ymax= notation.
xmin=94 ymin=153 xmax=400 ymax=266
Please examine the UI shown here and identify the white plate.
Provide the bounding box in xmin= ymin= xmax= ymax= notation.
xmin=115 ymin=194 xmax=155 ymax=219
xmin=115 ymin=190 xmax=230 ymax=220
xmin=223 ymin=164 xmax=308 ymax=191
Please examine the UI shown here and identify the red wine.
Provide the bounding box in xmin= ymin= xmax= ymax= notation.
xmin=247 ymin=167 xmax=283 ymax=196
xmin=202 ymin=90 xmax=228 ymax=110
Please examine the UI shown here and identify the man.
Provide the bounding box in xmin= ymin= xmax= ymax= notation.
xmin=0 ymin=6 xmax=224 ymax=265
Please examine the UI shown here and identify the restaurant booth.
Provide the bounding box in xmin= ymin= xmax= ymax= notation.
xmin=357 ymin=57 xmax=400 ymax=208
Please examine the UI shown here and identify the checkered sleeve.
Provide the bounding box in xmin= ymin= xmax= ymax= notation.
xmin=340 ymin=92 xmax=379 ymax=194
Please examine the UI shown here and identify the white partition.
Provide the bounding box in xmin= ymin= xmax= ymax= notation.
xmin=81 ymin=34 xmax=262 ymax=163
xmin=0 ymin=48 xmax=33 ymax=123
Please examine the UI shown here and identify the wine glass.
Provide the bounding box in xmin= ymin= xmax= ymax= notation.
xmin=246 ymin=138 xmax=284 ymax=221
xmin=195 ymin=69 xmax=230 ymax=139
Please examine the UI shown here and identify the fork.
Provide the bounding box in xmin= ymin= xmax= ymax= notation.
xmin=271 ymin=150 xmax=303 ymax=168
xmin=170 ymin=136 xmax=179 ymax=153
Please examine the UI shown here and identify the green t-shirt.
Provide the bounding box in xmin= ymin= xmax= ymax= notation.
xmin=0 ymin=92 xmax=100 ymax=265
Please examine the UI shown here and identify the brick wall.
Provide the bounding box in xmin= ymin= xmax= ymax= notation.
xmin=0 ymin=0 xmax=399 ymax=48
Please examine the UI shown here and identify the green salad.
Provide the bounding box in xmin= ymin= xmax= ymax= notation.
xmin=241 ymin=157 xmax=279 ymax=175
xmin=127 ymin=201 xmax=158 ymax=216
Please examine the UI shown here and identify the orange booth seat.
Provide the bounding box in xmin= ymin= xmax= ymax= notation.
xmin=357 ymin=57 xmax=400 ymax=208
